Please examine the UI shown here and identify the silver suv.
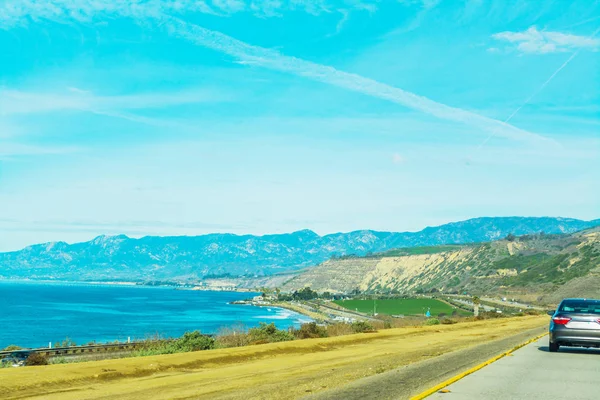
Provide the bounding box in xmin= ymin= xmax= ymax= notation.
xmin=548 ymin=298 xmax=600 ymax=352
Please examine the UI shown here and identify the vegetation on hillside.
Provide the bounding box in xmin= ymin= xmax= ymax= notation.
xmin=379 ymin=245 xmax=465 ymax=257
xmin=283 ymin=229 xmax=600 ymax=302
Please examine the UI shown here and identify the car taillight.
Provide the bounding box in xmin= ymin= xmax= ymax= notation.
xmin=553 ymin=317 xmax=571 ymax=325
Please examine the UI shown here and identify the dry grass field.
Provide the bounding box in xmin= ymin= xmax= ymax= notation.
xmin=0 ymin=316 xmax=547 ymax=400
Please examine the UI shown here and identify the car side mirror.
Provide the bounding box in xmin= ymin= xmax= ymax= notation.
xmin=547 ymin=310 xmax=555 ymax=316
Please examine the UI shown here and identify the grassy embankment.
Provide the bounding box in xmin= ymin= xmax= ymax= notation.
xmin=0 ymin=315 xmax=547 ymax=400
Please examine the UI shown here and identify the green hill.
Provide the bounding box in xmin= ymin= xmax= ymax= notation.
xmin=282 ymin=228 xmax=600 ymax=304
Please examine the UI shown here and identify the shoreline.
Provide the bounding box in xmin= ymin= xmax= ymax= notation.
xmin=0 ymin=279 xmax=256 ymax=293
xmin=0 ymin=279 xmax=141 ymax=287
xmin=253 ymin=302 xmax=325 ymax=322
xmin=0 ymin=282 xmax=310 ymax=349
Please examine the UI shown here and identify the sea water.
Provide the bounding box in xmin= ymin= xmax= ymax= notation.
xmin=0 ymin=281 xmax=311 ymax=349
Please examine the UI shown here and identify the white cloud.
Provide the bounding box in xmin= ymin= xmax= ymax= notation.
xmin=492 ymin=26 xmax=600 ymax=54
xmin=0 ymin=0 xmax=383 ymax=27
xmin=0 ymin=88 xmax=230 ymax=115
xmin=67 ymin=86 xmax=91 ymax=94
xmin=392 ymin=153 xmax=404 ymax=164
xmin=0 ymin=143 xmax=82 ymax=158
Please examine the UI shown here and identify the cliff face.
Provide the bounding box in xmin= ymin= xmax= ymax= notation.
xmin=282 ymin=229 xmax=600 ymax=300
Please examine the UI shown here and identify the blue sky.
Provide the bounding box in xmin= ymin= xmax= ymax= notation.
xmin=0 ymin=0 xmax=599 ymax=251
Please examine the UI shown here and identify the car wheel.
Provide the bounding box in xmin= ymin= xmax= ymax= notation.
xmin=549 ymin=342 xmax=560 ymax=352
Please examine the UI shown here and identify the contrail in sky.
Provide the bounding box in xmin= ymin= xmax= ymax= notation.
xmin=160 ymin=16 xmax=550 ymax=145
xmin=475 ymin=25 xmax=600 ymax=152
xmin=0 ymin=1 xmax=552 ymax=144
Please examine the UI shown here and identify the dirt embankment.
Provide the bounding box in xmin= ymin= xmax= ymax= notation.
xmin=0 ymin=316 xmax=547 ymax=400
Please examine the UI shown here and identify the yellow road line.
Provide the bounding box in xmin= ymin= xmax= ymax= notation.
xmin=410 ymin=332 xmax=548 ymax=400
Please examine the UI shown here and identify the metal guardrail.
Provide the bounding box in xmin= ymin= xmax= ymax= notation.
xmin=0 ymin=333 xmax=216 ymax=360
xmin=0 ymin=341 xmax=157 ymax=359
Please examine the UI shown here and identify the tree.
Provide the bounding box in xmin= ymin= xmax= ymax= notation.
xmin=505 ymin=234 xmax=516 ymax=242
xmin=291 ymin=287 xmax=319 ymax=301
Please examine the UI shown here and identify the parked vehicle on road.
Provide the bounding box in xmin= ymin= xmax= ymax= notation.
xmin=548 ymin=298 xmax=600 ymax=352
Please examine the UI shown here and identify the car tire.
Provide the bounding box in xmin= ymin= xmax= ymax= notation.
xmin=549 ymin=342 xmax=560 ymax=352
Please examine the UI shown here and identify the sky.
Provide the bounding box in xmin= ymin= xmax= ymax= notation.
xmin=0 ymin=0 xmax=599 ymax=251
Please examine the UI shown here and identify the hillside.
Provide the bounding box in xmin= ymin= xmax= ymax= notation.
xmin=0 ymin=217 xmax=598 ymax=282
xmin=282 ymin=228 xmax=600 ymax=303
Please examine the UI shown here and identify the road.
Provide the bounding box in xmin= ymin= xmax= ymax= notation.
xmin=429 ymin=336 xmax=600 ymax=400
xmin=305 ymin=326 xmax=547 ymax=400
xmin=480 ymin=296 xmax=545 ymax=311
xmin=309 ymin=301 xmax=380 ymax=322
xmin=446 ymin=298 xmax=494 ymax=312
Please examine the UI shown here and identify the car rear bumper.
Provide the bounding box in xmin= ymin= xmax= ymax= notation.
xmin=550 ymin=328 xmax=600 ymax=347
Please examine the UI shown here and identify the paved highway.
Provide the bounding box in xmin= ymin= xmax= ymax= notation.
xmin=305 ymin=326 xmax=547 ymax=400
xmin=430 ymin=337 xmax=600 ymax=400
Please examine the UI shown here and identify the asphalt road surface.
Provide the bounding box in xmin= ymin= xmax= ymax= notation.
xmin=305 ymin=326 xmax=547 ymax=400
xmin=430 ymin=337 xmax=600 ymax=400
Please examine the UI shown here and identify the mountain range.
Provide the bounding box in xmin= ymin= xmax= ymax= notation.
xmin=0 ymin=216 xmax=598 ymax=282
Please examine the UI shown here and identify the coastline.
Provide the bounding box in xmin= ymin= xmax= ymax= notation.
xmin=252 ymin=302 xmax=324 ymax=322
xmin=0 ymin=283 xmax=306 ymax=349
xmin=0 ymin=279 xmax=256 ymax=293
xmin=0 ymin=279 xmax=139 ymax=286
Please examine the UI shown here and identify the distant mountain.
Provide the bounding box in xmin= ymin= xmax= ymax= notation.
xmin=0 ymin=217 xmax=598 ymax=282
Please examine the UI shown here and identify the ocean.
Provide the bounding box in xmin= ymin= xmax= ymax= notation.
xmin=0 ymin=281 xmax=311 ymax=349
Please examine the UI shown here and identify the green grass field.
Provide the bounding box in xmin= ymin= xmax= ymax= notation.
xmin=333 ymin=298 xmax=471 ymax=317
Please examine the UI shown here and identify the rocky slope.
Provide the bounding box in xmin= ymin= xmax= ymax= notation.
xmin=282 ymin=228 xmax=600 ymax=302
xmin=0 ymin=217 xmax=598 ymax=282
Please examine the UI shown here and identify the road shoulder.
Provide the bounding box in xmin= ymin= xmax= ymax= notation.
xmin=306 ymin=325 xmax=547 ymax=400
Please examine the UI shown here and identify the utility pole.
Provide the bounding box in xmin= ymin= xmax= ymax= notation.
xmin=473 ymin=296 xmax=481 ymax=317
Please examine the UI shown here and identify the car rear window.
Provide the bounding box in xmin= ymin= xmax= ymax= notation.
xmin=559 ymin=300 xmax=600 ymax=314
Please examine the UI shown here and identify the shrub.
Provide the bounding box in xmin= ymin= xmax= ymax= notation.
xmin=351 ymin=321 xmax=376 ymax=333
xmin=438 ymin=313 xmax=447 ymax=318
xmin=2 ymin=345 xmax=21 ymax=351
xmin=216 ymin=325 xmax=250 ymax=348
xmin=481 ymin=311 xmax=505 ymax=319
xmin=326 ymin=323 xmax=354 ymax=337
xmin=25 ymin=353 xmax=49 ymax=366
xmin=440 ymin=318 xmax=457 ymax=325
xmin=294 ymin=322 xmax=328 ymax=339
xmin=171 ymin=331 xmax=215 ymax=352
xmin=134 ymin=331 xmax=215 ymax=356
xmin=524 ymin=309 xmax=541 ymax=315
xmin=247 ymin=323 xmax=295 ymax=344
xmin=425 ymin=318 xmax=440 ymax=325
xmin=54 ymin=337 xmax=76 ymax=348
